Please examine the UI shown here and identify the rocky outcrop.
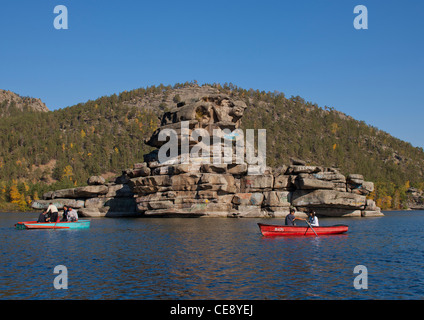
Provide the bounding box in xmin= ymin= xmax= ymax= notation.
xmin=33 ymin=175 xmax=137 ymax=217
xmin=0 ymin=89 xmax=49 ymax=117
xmin=406 ymin=188 xmax=424 ymax=210
xmin=33 ymin=93 xmax=383 ymax=218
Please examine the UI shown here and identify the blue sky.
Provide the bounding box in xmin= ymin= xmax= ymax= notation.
xmin=1 ymin=0 xmax=423 ymax=148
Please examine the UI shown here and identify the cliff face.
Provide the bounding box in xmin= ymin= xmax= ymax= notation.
xmin=33 ymin=93 xmax=383 ymax=218
xmin=406 ymin=188 xmax=424 ymax=210
xmin=0 ymin=89 xmax=49 ymax=117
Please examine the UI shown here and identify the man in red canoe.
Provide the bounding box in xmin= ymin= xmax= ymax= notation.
xmin=285 ymin=208 xmax=305 ymax=226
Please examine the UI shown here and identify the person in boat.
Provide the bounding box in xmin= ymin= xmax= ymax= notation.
xmin=307 ymin=209 xmax=319 ymax=226
xmin=61 ymin=205 xmax=70 ymax=222
xmin=37 ymin=210 xmax=47 ymax=222
xmin=67 ymin=206 xmax=78 ymax=222
xmin=38 ymin=202 xmax=59 ymax=223
xmin=285 ymin=208 xmax=305 ymax=226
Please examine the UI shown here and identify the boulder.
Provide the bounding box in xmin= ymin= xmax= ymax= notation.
xmin=286 ymin=165 xmax=321 ymax=174
xmin=133 ymin=162 xmax=148 ymax=169
xmin=74 ymin=185 xmax=109 ymax=198
xmin=263 ymin=191 xmax=291 ymax=207
xmin=241 ymin=175 xmax=273 ymax=191
xmin=87 ymin=176 xmax=106 ymax=185
xmin=227 ymin=163 xmax=248 ymax=175
xmin=51 ymin=188 xmax=76 ymax=199
xmin=78 ymin=208 xmax=104 ymax=217
xmin=349 ymin=181 xmax=374 ymax=195
xmin=129 ymin=176 xmax=173 ymax=194
xmin=197 ymin=173 xmax=237 ymax=193
xmin=201 ymin=163 xmax=228 ymax=173
xmin=84 ymin=197 xmax=111 ymax=209
xmin=199 ymin=173 xmax=234 ymax=185
xmin=174 ymin=163 xmax=201 ymax=174
xmin=314 ymin=208 xmax=362 ymax=217
xmin=126 ymin=166 xmax=151 ymax=178
xmin=147 ymin=200 xmax=174 ymax=210
xmin=273 ymin=175 xmax=292 ymax=189
xmin=290 ymin=158 xmax=306 ymax=165
xmin=151 ymin=166 xmax=176 ymax=176
xmin=172 ymin=173 xmax=202 ymax=191
xmin=272 ymin=165 xmax=288 ymax=177
xmin=42 ymin=191 xmax=54 ymax=200
xmin=311 ymin=172 xmax=346 ymax=183
xmin=294 ymin=177 xmax=334 ymax=190
xmin=31 ymin=199 xmax=85 ymax=210
xmin=361 ymin=209 xmax=384 ymax=217
xmin=362 ymin=181 xmax=374 ymax=193
xmin=365 ymin=199 xmax=377 ymax=211
xmin=347 ymin=174 xmax=364 ymax=185
xmin=292 ymin=190 xmax=366 ymax=209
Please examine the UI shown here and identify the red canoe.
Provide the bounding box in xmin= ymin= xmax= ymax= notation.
xmin=258 ymin=223 xmax=348 ymax=236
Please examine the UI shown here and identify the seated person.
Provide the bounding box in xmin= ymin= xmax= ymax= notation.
xmin=67 ymin=206 xmax=78 ymax=222
xmin=308 ymin=210 xmax=319 ymax=226
xmin=61 ymin=205 xmax=70 ymax=221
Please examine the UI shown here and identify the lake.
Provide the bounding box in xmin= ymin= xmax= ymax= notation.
xmin=0 ymin=211 xmax=423 ymax=300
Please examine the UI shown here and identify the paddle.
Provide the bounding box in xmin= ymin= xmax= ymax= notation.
xmin=305 ymin=219 xmax=318 ymax=236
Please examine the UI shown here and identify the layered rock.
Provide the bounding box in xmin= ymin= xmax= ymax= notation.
xmin=33 ymin=175 xmax=137 ymax=218
xmin=127 ymin=93 xmax=382 ymax=218
xmin=33 ymin=93 xmax=383 ymax=218
xmin=406 ymin=187 xmax=424 ymax=210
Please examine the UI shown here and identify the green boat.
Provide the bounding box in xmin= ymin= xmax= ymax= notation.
xmin=15 ymin=220 xmax=90 ymax=230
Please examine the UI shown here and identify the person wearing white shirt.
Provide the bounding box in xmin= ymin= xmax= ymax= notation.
xmin=67 ymin=207 xmax=78 ymax=222
xmin=38 ymin=203 xmax=59 ymax=223
xmin=308 ymin=210 xmax=319 ymax=226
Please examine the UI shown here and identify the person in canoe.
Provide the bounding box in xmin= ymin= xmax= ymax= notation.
xmin=285 ymin=208 xmax=305 ymax=226
xmin=307 ymin=209 xmax=319 ymax=226
xmin=67 ymin=206 xmax=78 ymax=222
xmin=61 ymin=205 xmax=70 ymax=222
xmin=37 ymin=202 xmax=59 ymax=223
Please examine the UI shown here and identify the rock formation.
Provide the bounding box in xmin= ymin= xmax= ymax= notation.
xmin=406 ymin=187 xmax=424 ymax=210
xmin=0 ymin=89 xmax=49 ymax=116
xmin=34 ymin=93 xmax=383 ymax=218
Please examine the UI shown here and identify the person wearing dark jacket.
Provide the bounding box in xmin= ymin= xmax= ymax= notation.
xmin=61 ymin=205 xmax=70 ymax=222
xmin=285 ymin=208 xmax=305 ymax=226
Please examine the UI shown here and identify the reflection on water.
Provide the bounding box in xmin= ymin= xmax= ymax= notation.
xmin=1 ymin=211 xmax=424 ymax=299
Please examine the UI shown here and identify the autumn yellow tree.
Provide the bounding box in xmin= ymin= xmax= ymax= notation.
xmin=62 ymin=165 xmax=74 ymax=181
xmin=9 ymin=184 xmax=21 ymax=204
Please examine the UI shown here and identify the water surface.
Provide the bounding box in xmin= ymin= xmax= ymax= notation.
xmin=1 ymin=211 xmax=423 ymax=299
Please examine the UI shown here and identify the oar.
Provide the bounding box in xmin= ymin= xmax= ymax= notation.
xmin=305 ymin=220 xmax=318 ymax=236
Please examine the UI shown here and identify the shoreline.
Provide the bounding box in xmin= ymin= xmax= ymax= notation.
xmin=1 ymin=209 xmax=422 ymax=215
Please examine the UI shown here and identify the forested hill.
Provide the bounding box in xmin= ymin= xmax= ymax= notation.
xmin=1 ymin=82 xmax=423 ymax=210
